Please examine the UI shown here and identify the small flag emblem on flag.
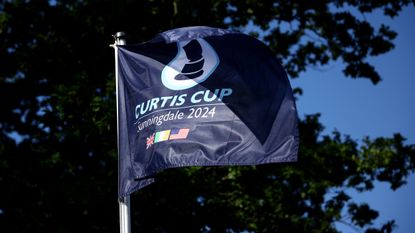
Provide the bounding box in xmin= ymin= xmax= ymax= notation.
xmin=146 ymin=133 xmax=155 ymax=149
xmin=154 ymin=130 xmax=171 ymax=143
xmin=169 ymin=128 xmax=190 ymax=140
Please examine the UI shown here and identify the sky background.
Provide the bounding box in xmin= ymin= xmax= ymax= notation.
xmin=291 ymin=6 xmax=414 ymax=233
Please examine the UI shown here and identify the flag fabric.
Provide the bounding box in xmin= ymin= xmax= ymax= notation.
xmin=117 ymin=26 xmax=299 ymax=197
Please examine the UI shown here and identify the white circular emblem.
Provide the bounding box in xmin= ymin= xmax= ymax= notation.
xmin=161 ymin=39 xmax=219 ymax=91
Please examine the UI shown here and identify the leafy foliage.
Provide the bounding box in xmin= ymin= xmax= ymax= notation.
xmin=0 ymin=0 xmax=414 ymax=232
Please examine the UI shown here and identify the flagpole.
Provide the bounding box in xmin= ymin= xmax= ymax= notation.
xmin=112 ymin=32 xmax=131 ymax=233
xmin=119 ymin=195 xmax=131 ymax=233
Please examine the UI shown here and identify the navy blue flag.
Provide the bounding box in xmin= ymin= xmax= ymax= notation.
xmin=117 ymin=26 xmax=299 ymax=197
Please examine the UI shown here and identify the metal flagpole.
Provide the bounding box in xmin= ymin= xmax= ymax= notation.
xmin=111 ymin=32 xmax=131 ymax=233
xmin=119 ymin=195 xmax=131 ymax=233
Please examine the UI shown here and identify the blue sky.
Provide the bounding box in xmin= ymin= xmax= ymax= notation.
xmin=291 ymin=6 xmax=414 ymax=233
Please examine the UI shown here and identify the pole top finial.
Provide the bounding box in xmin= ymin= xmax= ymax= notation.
xmin=113 ymin=31 xmax=127 ymax=45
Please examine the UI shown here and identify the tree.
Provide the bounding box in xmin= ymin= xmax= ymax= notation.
xmin=0 ymin=0 xmax=414 ymax=232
